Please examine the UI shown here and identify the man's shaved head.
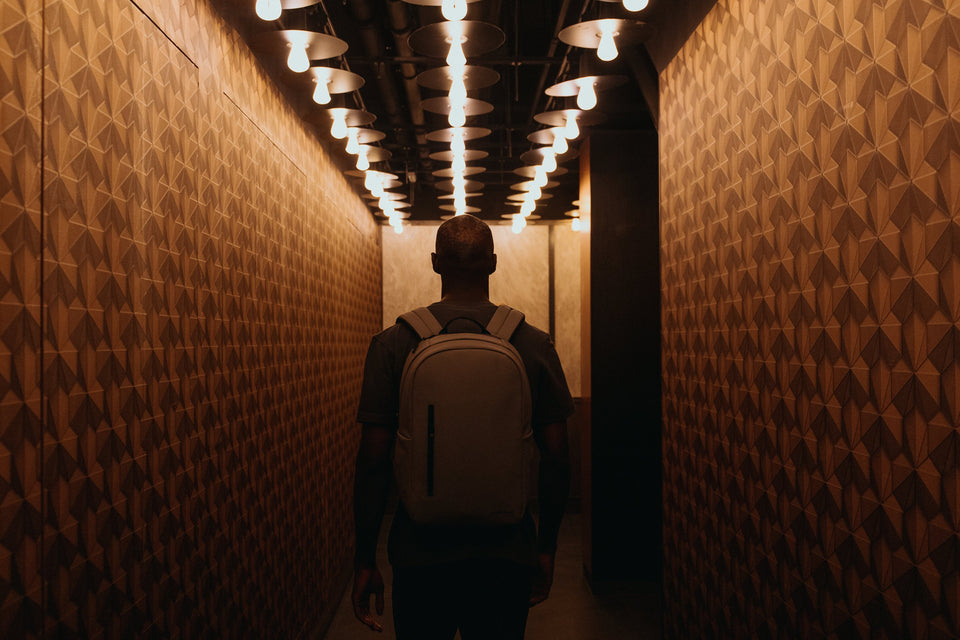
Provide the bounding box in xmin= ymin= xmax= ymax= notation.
xmin=433 ymin=214 xmax=496 ymax=277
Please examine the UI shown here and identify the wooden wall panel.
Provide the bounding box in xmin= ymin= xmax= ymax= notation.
xmin=0 ymin=0 xmax=382 ymax=636
xmin=660 ymin=0 xmax=960 ymax=637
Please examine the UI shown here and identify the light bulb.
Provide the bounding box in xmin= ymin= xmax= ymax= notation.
xmin=623 ymin=0 xmax=648 ymax=10
xmin=512 ymin=215 xmax=525 ymax=233
xmin=552 ymin=130 xmax=568 ymax=154
xmin=542 ymin=150 xmax=557 ymax=173
xmin=393 ymin=221 xmax=404 ymax=234
xmin=451 ymin=154 xmax=466 ymax=172
xmin=356 ymin=148 xmax=369 ymax=171
xmin=563 ymin=113 xmax=580 ymax=139
xmin=597 ymin=22 xmax=619 ymax=62
xmin=450 ymin=134 xmax=466 ymax=154
xmin=287 ymin=41 xmax=310 ymax=73
xmin=378 ymin=193 xmax=390 ymax=210
xmin=534 ymin=165 xmax=548 ymax=188
xmin=255 ymin=0 xmax=282 ymax=21
xmin=312 ymin=76 xmax=331 ymax=104
xmin=449 ymin=76 xmax=467 ymax=106
xmin=577 ymin=80 xmax=598 ymax=110
xmin=446 ymin=36 xmax=466 ymax=68
xmin=330 ymin=112 xmax=348 ymax=139
xmin=521 ymin=199 xmax=535 ymax=216
xmin=346 ymin=129 xmax=360 ymax=154
xmin=442 ymin=0 xmax=468 ymax=21
xmin=382 ymin=203 xmax=396 ymax=217
xmin=364 ymin=171 xmax=378 ymax=191
xmin=572 ymin=218 xmax=582 ymax=231
xmin=448 ymin=103 xmax=466 ymax=128
xmin=528 ymin=184 xmax=542 ymax=200
xmin=371 ymin=178 xmax=385 ymax=199
xmin=455 ymin=194 xmax=467 ymax=210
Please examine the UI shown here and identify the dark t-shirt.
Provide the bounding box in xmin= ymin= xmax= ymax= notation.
xmin=356 ymin=300 xmax=575 ymax=568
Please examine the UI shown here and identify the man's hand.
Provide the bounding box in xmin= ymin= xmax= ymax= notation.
xmin=352 ymin=566 xmax=385 ymax=631
xmin=529 ymin=552 xmax=555 ymax=606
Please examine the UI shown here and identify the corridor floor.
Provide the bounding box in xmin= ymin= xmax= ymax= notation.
xmin=322 ymin=513 xmax=661 ymax=639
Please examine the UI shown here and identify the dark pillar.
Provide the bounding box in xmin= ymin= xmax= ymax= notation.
xmin=579 ymin=131 xmax=661 ymax=583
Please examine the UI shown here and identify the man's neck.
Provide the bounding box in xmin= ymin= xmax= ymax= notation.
xmin=440 ymin=280 xmax=489 ymax=304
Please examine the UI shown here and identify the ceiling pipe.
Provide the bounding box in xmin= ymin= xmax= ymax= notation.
xmin=385 ymin=0 xmax=430 ymax=169
xmin=526 ymin=0 xmax=576 ymax=128
xmin=345 ymin=0 xmax=409 ymax=144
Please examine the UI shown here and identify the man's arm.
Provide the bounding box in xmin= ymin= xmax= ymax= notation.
xmin=352 ymin=423 xmax=393 ymax=631
xmin=531 ymin=420 xmax=570 ymax=606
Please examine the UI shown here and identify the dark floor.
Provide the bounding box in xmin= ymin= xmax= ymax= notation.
xmin=322 ymin=513 xmax=662 ymax=639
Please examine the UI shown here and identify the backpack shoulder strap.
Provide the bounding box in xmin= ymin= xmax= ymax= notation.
xmin=486 ymin=305 xmax=525 ymax=340
xmin=398 ymin=307 xmax=443 ymax=340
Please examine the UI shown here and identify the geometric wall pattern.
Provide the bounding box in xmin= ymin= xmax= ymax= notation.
xmin=1 ymin=0 xmax=381 ymax=637
xmin=660 ymin=0 xmax=960 ymax=637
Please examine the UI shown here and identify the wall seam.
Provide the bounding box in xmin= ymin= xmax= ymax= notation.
xmin=39 ymin=0 xmax=46 ymax=637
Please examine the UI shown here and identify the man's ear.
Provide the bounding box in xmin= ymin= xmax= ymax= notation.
xmin=431 ymin=252 xmax=440 ymax=274
xmin=488 ymin=253 xmax=497 ymax=275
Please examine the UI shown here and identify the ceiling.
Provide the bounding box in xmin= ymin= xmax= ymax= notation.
xmin=214 ymin=0 xmax=716 ymax=223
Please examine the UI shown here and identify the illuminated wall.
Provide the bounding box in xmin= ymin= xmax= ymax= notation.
xmin=0 ymin=0 xmax=381 ymax=636
xmin=660 ymin=0 xmax=960 ymax=636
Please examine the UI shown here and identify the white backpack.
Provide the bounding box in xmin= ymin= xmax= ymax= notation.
xmin=395 ymin=305 xmax=534 ymax=526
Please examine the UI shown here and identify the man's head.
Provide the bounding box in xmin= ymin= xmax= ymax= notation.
xmin=431 ymin=214 xmax=497 ymax=280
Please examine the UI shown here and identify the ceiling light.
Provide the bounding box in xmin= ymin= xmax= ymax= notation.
xmin=312 ymin=75 xmax=331 ymax=104
xmin=552 ymin=130 xmax=568 ymax=154
xmin=330 ymin=112 xmax=348 ymax=139
xmin=623 ymin=0 xmax=649 ymax=10
xmin=449 ymin=103 xmax=466 ymax=127
xmin=446 ymin=32 xmax=466 ymax=68
xmin=572 ymin=218 xmax=582 ymax=231
xmin=356 ymin=147 xmax=370 ymax=171
xmin=541 ymin=149 xmax=557 ymax=173
xmin=255 ymin=0 xmax=282 ymax=21
xmin=596 ymin=22 xmax=619 ymax=61
xmin=287 ymin=40 xmax=311 ymax=73
xmin=346 ymin=128 xmax=360 ymax=154
xmin=534 ymin=165 xmax=548 ymax=188
xmin=441 ymin=0 xmax=468 ymax=21
xmin=563 ymin=113 xmax=580 ymax=139
xmin=577 ymin=80 xmax=597 ymax=110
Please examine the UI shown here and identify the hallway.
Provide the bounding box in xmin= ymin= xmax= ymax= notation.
xmin=323 ymin=513 xmax=662 ymax=639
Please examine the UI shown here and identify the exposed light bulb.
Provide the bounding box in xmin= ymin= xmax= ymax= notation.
xmin=454 ymin=194 xmax=467 ymax=210
xmin=597 ymin=22 xmax=619 ymax=62
xmin=528 ymin=184 xmax=542 ymax=200
xmin=623 ymin=0 xmax=648 ymax=10
xmin=446 ymin=35 xmax=466 ymax=68
xmin=356 ymin=147 xmax=369 ymax=171
xmin=534 ymin=165 xmax=548 ymax=188
xmin=255 ymin=0 xmax=282 ymax=21
xmin=450 ymin=134 xmax=466 ymax=154
xmin=542 ymin=150 xmax=557 ymax=173
xmin=441 ymin=0 xmax=468 ymax=22
xmin=393 ymin=220 xmax=404 ymax=234
xmin=449 ymin=76 xmax=467 ymax=106
xmin=312 ymin=76 xmax=331 ymax=104
xmin=512 ymin=215 xmax=526 ymax=233
xmin=521 ymin=199 xmax=536 ymax=216
xmin=563 ymin=113 xmax=580 ymax=139
xmin=287 ymin=41 xmax=310 ymax=73
xmin=552 ymin=130 xmax=568 ymax=154
xmin=330 ymin=112 xmax=348 ymax=139
xmin=364 ymin=171 xmax=378 ymax=191
xmin=346 ymin=129 xmax=360 ymax=155
xmin=572 ymin=218 xmax=582 ymax=231
xmin=452 ymin=154 xmax=466 ymax=172
xmin=577 ymin=80 xmax=598 ymax=110
xmin=448 ymin=103 xmax=466 ymax=128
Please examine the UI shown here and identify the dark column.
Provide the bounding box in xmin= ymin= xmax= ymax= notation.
xmin=579 ymin=131 xmax=661 ymax=583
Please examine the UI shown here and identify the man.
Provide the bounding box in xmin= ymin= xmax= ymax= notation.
xmin=352 ymin=214 xmax=573 ymax=638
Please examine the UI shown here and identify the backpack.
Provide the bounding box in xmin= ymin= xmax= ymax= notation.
xmin=394 ymin=305 xmax=534 ymax=526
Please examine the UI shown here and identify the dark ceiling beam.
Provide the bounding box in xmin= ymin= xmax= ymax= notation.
xmin=386 ymin=0 xmax=430 ymax=170
xmin=524 ymin=0 xmax=575 ymax=128
xmin=346 ymin=56 xmax=567 ymax=66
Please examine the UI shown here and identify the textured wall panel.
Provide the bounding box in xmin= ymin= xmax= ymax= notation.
xmin=0 ymin=0 xmax=382 ymax=636
xmin=0 ymin=1 xmax=43 ymax=638
xmin=660 ymin=0 xmax=960 ymax=637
